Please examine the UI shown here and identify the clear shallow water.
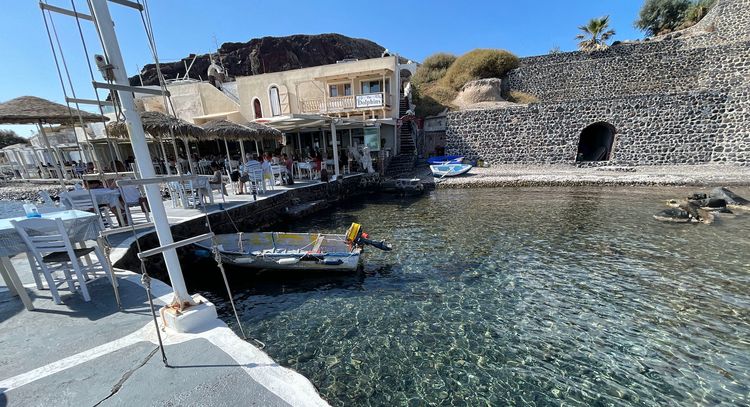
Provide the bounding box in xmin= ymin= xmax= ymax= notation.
xmin=199 ymin=187 xmax=750 ymax=406
xmin=0 ymin=200 xmax=60 ymax=218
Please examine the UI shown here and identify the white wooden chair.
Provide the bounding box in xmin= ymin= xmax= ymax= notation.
xmin=120 ymin=185 xmax=151 ymax=223
xmin=11 ymin=218 xmax=116 ymax=304
xmin=38 ymin=190 xmax=55 ymax=206
xmin=62 ymin=191 xmax=116 ymax=229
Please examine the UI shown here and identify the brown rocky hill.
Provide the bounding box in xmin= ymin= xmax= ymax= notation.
xmin=130 ymin=33 xmax=387 ymax=86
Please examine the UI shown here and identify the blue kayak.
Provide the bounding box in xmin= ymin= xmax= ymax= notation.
xmin=426 ymin=155 xmax=464 ymax=165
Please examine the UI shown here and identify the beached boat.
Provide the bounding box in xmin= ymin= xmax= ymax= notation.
xmin=427 ymin=155 xmax=464 ymax=165
xmin=430 ymin=163 xmax=473 ymax=177
xmin=194 ymin=223 xmax=391 ymax=271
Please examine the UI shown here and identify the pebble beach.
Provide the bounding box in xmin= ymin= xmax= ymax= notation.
xmin=432 ymin=164 xmax=750 ymax=189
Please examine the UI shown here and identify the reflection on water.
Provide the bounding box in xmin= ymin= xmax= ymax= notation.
xmin=198 ymin=187 xmax=750 ymax=406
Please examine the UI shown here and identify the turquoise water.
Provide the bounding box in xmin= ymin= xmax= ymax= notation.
xmin=200 ymin=187 xmax=750 ymax=406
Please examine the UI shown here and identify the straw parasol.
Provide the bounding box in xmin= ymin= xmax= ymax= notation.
xmin=0 ymin=95 xmax=108 ymax=125
xmin=107 ymin=111 xmax=206 ymax=174
xmin=0 ymin=96 xmax=109 ymax=185
xmin=201 ymin=119 xmax=260 ymax=170
xmin=201 ymin=119 xmax=258 ymax=141
xmin=139 ymin=111 xmax=206 ymax=140
xmin=245 ymin=121 xmax=282 ymax=142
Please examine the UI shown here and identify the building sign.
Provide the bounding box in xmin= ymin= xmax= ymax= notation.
xmin=364 ymin=127 xmax=381 ymax=152
xmin=356 ymin=93 xmax=384 ymax=108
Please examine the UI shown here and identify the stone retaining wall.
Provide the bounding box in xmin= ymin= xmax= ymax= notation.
xmin=447 ymin=90 xmax=750 ymax=165
xmin=447 ymin=0 xmax=750 ymax=166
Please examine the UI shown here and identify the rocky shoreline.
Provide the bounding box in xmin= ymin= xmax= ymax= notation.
xmin=0 ymin=182 xmax=67 ymax=202
xmin=430 ymin=164 xmax=750 ymax=189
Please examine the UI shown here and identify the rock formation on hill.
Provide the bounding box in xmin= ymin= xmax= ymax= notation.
xmin=453 ymin=78 xmax=516 ymax=110
xmin=130 ymin=33 xmax=386 ymax=86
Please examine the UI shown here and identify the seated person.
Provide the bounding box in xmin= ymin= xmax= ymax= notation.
xmin=209 ymin=163 xmax=227 ymax=195
xmin=282 ymin=153 xmax=294 ymax=185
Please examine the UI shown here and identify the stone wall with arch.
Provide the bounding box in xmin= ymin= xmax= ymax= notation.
xmin=445 ymin=0 xmax=750 ymax=166
xmin=446 ymin=90 xmax=749 ymax=165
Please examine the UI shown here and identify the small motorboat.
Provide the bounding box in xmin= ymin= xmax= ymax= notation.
xmin=194 ymin=223 xmax=391 ymax=271
xmin=430 ymin=163 xmax=473 ymax=177
xmin=426 ymin=155 xmax=464 ymax=165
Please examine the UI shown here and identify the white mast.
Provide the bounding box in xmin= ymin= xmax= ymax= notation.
xmin=88 ymin=0 xmax=193 ymax=307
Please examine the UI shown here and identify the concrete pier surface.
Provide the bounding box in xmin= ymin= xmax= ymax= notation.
xmin=432 ymin=164 xmax=750 ymax=188
xmin=0 ymin=178 xmax=353 ymax=406
xmin=0 ymin=265 xmax=328 ymax=406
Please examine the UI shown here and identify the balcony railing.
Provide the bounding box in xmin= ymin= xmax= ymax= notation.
xmin=299 ymin=92 xmax=390 ymax=114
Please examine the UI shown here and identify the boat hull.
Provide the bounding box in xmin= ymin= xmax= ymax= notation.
xmin=430 ymin=164 xmax=473 ymax=177
xmin=427 ymin=155 xmax=464 ymax=165
xmin=195 ymin=232 xmax=362 ymax=271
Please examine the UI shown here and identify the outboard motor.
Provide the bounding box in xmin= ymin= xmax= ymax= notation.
xmin=345 ymin=223 xmax=392 ymax=251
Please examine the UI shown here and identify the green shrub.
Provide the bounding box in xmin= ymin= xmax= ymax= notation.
xmin=413 ymin=82 xmax=456 ymax=117
xmin=412 ymin=53 xmax=456 ymax=85
xmin=440 ymin=49 xmax=519 ymax=91
xmin=682 ymin=0 xmax=716 ymax=27
xmin=0 ymin=129 xmax=27 ymax=149
xmin=635 ymin=0 xmax=715 ymax=36
xmin=635 ymin=0 xmax=691 ymax=36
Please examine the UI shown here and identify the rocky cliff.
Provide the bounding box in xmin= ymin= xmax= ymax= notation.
xmin=129 ymin=33 xmax=386 ymax=86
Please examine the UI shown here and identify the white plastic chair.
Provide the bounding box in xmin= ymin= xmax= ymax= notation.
xmin=12 ymin=218 xmax=116 ymax=304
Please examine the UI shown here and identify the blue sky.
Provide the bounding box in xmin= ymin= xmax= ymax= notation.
xmin=1 ymin=0 xmax=644 ymax=136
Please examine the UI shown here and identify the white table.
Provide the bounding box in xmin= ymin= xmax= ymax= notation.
xmin=0 ymin=210 xmax=101 ymax=311
xmin=295 ymin=162 xmax=315 ymax=180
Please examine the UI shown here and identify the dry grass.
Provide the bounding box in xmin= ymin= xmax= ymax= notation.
xmin=412 ymin=49 xmax=519 ymax=116
xmin=440 ymin=49 xmax=519 ymax=91
xmin=506 ymin=91 xmax=539 ymax=104
xmin=412 ymin=53 xmax=457 ymax=86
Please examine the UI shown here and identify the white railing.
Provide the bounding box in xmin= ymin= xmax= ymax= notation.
xmin=327 ymin=95 xmax=354 ymax=111
xmin=299 ymin=92 xmax=390 ymax=114
xmin=299 ymin=98 xmax=323 ymax=113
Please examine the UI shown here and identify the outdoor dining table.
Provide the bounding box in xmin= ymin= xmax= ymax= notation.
xmin=60 ymin=188 xmax=124 ymax=226
xmin=295 ymin=161 xmax=315 ymax=180
xmin=0 ymin=210 xmax=101 ymax=311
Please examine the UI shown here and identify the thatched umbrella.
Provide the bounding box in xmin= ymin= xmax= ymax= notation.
xmin=245 ymin=121 xmax=283 ymax=156
xmin=0 ymin=96 xmax=109 ymax=185
xmin=108 ymin=111 xmax=206 ymax=174
xmin=141 ymin=111 xmax=207 ymax=174
xmin=201 ymin=119 xmax=260 ymax=170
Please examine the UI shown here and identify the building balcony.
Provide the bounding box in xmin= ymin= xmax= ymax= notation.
xmin=299 ymin=92 xmax=391 ymax=115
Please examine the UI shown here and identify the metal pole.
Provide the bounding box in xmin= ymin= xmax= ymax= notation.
xmin=330 ymin=120 xmax=340 ymax=178
xmin=89 ymin=0 xmax=192 ymax=307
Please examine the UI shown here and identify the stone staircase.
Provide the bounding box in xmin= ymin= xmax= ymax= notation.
xmin=385 ymin=97 xmax=417 ymax=177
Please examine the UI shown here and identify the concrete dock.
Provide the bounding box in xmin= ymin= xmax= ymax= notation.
xmin=0 ymin=179 xmax=345 ymax=406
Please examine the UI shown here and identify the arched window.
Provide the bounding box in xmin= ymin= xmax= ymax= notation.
xmin=269 ymin=86 xmax=281 ymax=116
xmin=576 ymin=122 xmax=616 ymax=161
xmin=253 ymin=98 xmax=263 ymax=119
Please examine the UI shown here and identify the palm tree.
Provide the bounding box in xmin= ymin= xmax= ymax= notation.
xmin=576 ymin=16 xmax=616 ymax=52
